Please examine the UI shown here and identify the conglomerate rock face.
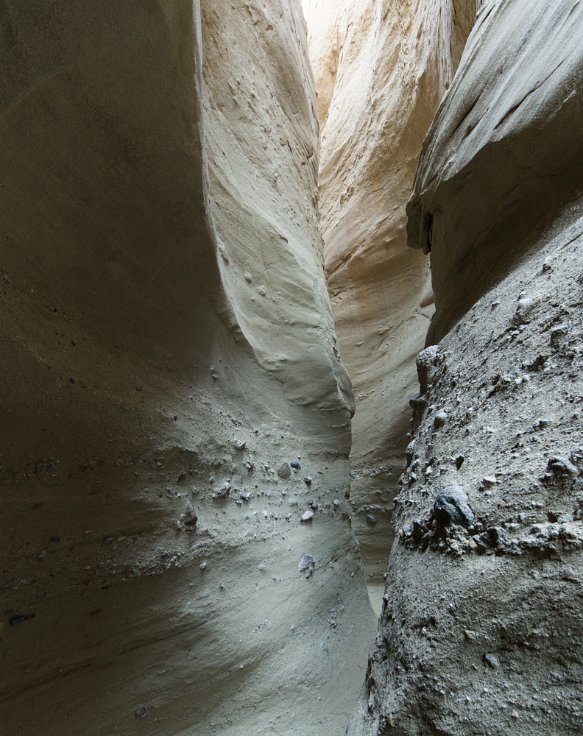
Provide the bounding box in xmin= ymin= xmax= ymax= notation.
xmin=0 ymin=3 xmax=374 ymax=734
xmin=351 ymin=1 xmax=583 ymax=733
xmin=304 ymin=0 xmax=476 ymax=599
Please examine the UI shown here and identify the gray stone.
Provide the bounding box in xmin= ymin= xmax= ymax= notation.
xmin=433 ymin=409 xmax=448 ymax=430
xmin=416 ymin=345 xmax=443 ymax=394
xmin=277 ymin=462 xmax=292 ymax=479
xmin=483 ymin=653 xmax=500 ymax=669
xmin=298 ymin=553 xmax=314 ymax=573
xmin=533 ymin=418 xmax=552 ymax=430
xmin=570 ymin=447 xmax=583 ymax=468
xmin=547 ymin=457 xmax=578 ymax=477
xmin=212 ymin=481 xmax=231 ymax=499
xmin=182 ymin=503 xmax=198 ymax=527
xmin=433 ymin=486 xmax=475 ymax=528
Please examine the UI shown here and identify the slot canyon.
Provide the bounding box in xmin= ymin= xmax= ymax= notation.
xmin=1 ymin=1 xmax=581 ymax=734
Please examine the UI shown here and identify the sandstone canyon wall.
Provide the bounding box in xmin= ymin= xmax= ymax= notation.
xmin=351 ymin=0 xmax=583 ymax=732
xmin=304 ymin=0 xmax=477 ymax=599
xmin=0 ymin=3 xmax=374 ymax=734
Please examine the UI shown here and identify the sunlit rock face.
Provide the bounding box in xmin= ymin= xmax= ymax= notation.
xmin=0 ymin=2 xmax=374 ymax=734
xmin=304 ymin=0 xmax=476 ymax=601
xmin=351 ymin=1 xmax=583 ymax=733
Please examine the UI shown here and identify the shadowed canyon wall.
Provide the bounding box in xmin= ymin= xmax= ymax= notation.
xmin=304 ymin=0 xmax=476 ymax=600
xmin=351 ymin=0 xmax=583 ymax=732
xmin=0 ymin=2 xmax=374 ymax=734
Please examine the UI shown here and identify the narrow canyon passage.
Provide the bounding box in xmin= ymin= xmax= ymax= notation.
xmin=1 ymin=2 xmax=582 ymax=735
xmin=303 ymin=0 xmax=476 ymax=610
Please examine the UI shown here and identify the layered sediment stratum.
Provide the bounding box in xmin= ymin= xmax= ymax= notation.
xmin=351 ymin=1 xmax=583 ymax=732
xmin=0 ymin=3 xmax=373 ymax=734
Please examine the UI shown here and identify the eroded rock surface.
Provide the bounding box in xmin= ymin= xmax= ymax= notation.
xmin=304 ymin=0 xmax=476 ymax=600
xmin=351 ymin=1 xmax=583 ymax=733
xmin=408 ymin=0 xmax=583 ymax=342
xmin=0 ymin=3 xmax=374 ymax=734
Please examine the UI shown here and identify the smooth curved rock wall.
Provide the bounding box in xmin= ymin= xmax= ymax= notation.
xmin=0 ymin=3 xmax=374 ymax=734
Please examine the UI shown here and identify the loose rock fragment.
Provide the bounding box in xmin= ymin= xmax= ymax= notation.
xmin=366 ymin=513 xmax=378 ymax=526
xmin=483 ymin=653 xmax=500 ymax=669
xmin=569 ymin=447 xmax=583 ymax=468
xmin=433 ymin=486 xmax=475 ymax=528
xmin=298 ymin=553 xmax=315 ymax=579
xmin=212 ymin=481 xmax=231 ymax=499
xmin=416 ymin=345 xmax=443 ymax=394
xmin=406 ymin=441 xmax=416 ymax=463
xmin=290 ymin=460 xmax=301 ymax=470
xmin=513 ymin=292 xmax=539 ymax=325
xmin=411 ymin=519 xmax=425 ymax=543
xmin=484 ymin=527 xmax=506 ymax=547
xmin=277 ymin=462 xmax=291 ymax=479
xmin=525 ymin=354 xmax=547 ymax=372
xmin=433 ymin=410 xmax=448 ymax=430
xmin=182 ymin=503 xmax=198 ymax=527
xmin=546 ymin=456 xmax=578 ymax=477
xmin=533 ymin=418 xmax=552 ymax=431
xmin=301 ymin=510 xmax=314 ymax=523
xmin=550 ymin=324 xmax=568 ymax=349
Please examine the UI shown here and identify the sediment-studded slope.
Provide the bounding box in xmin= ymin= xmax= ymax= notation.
xmin=304 ymin=0 xmax=476 ymax=603
xmin=0 ymin=3 xmax=374 ymax=735
xmin=351 ymin=1 xmax=583 ymax=733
